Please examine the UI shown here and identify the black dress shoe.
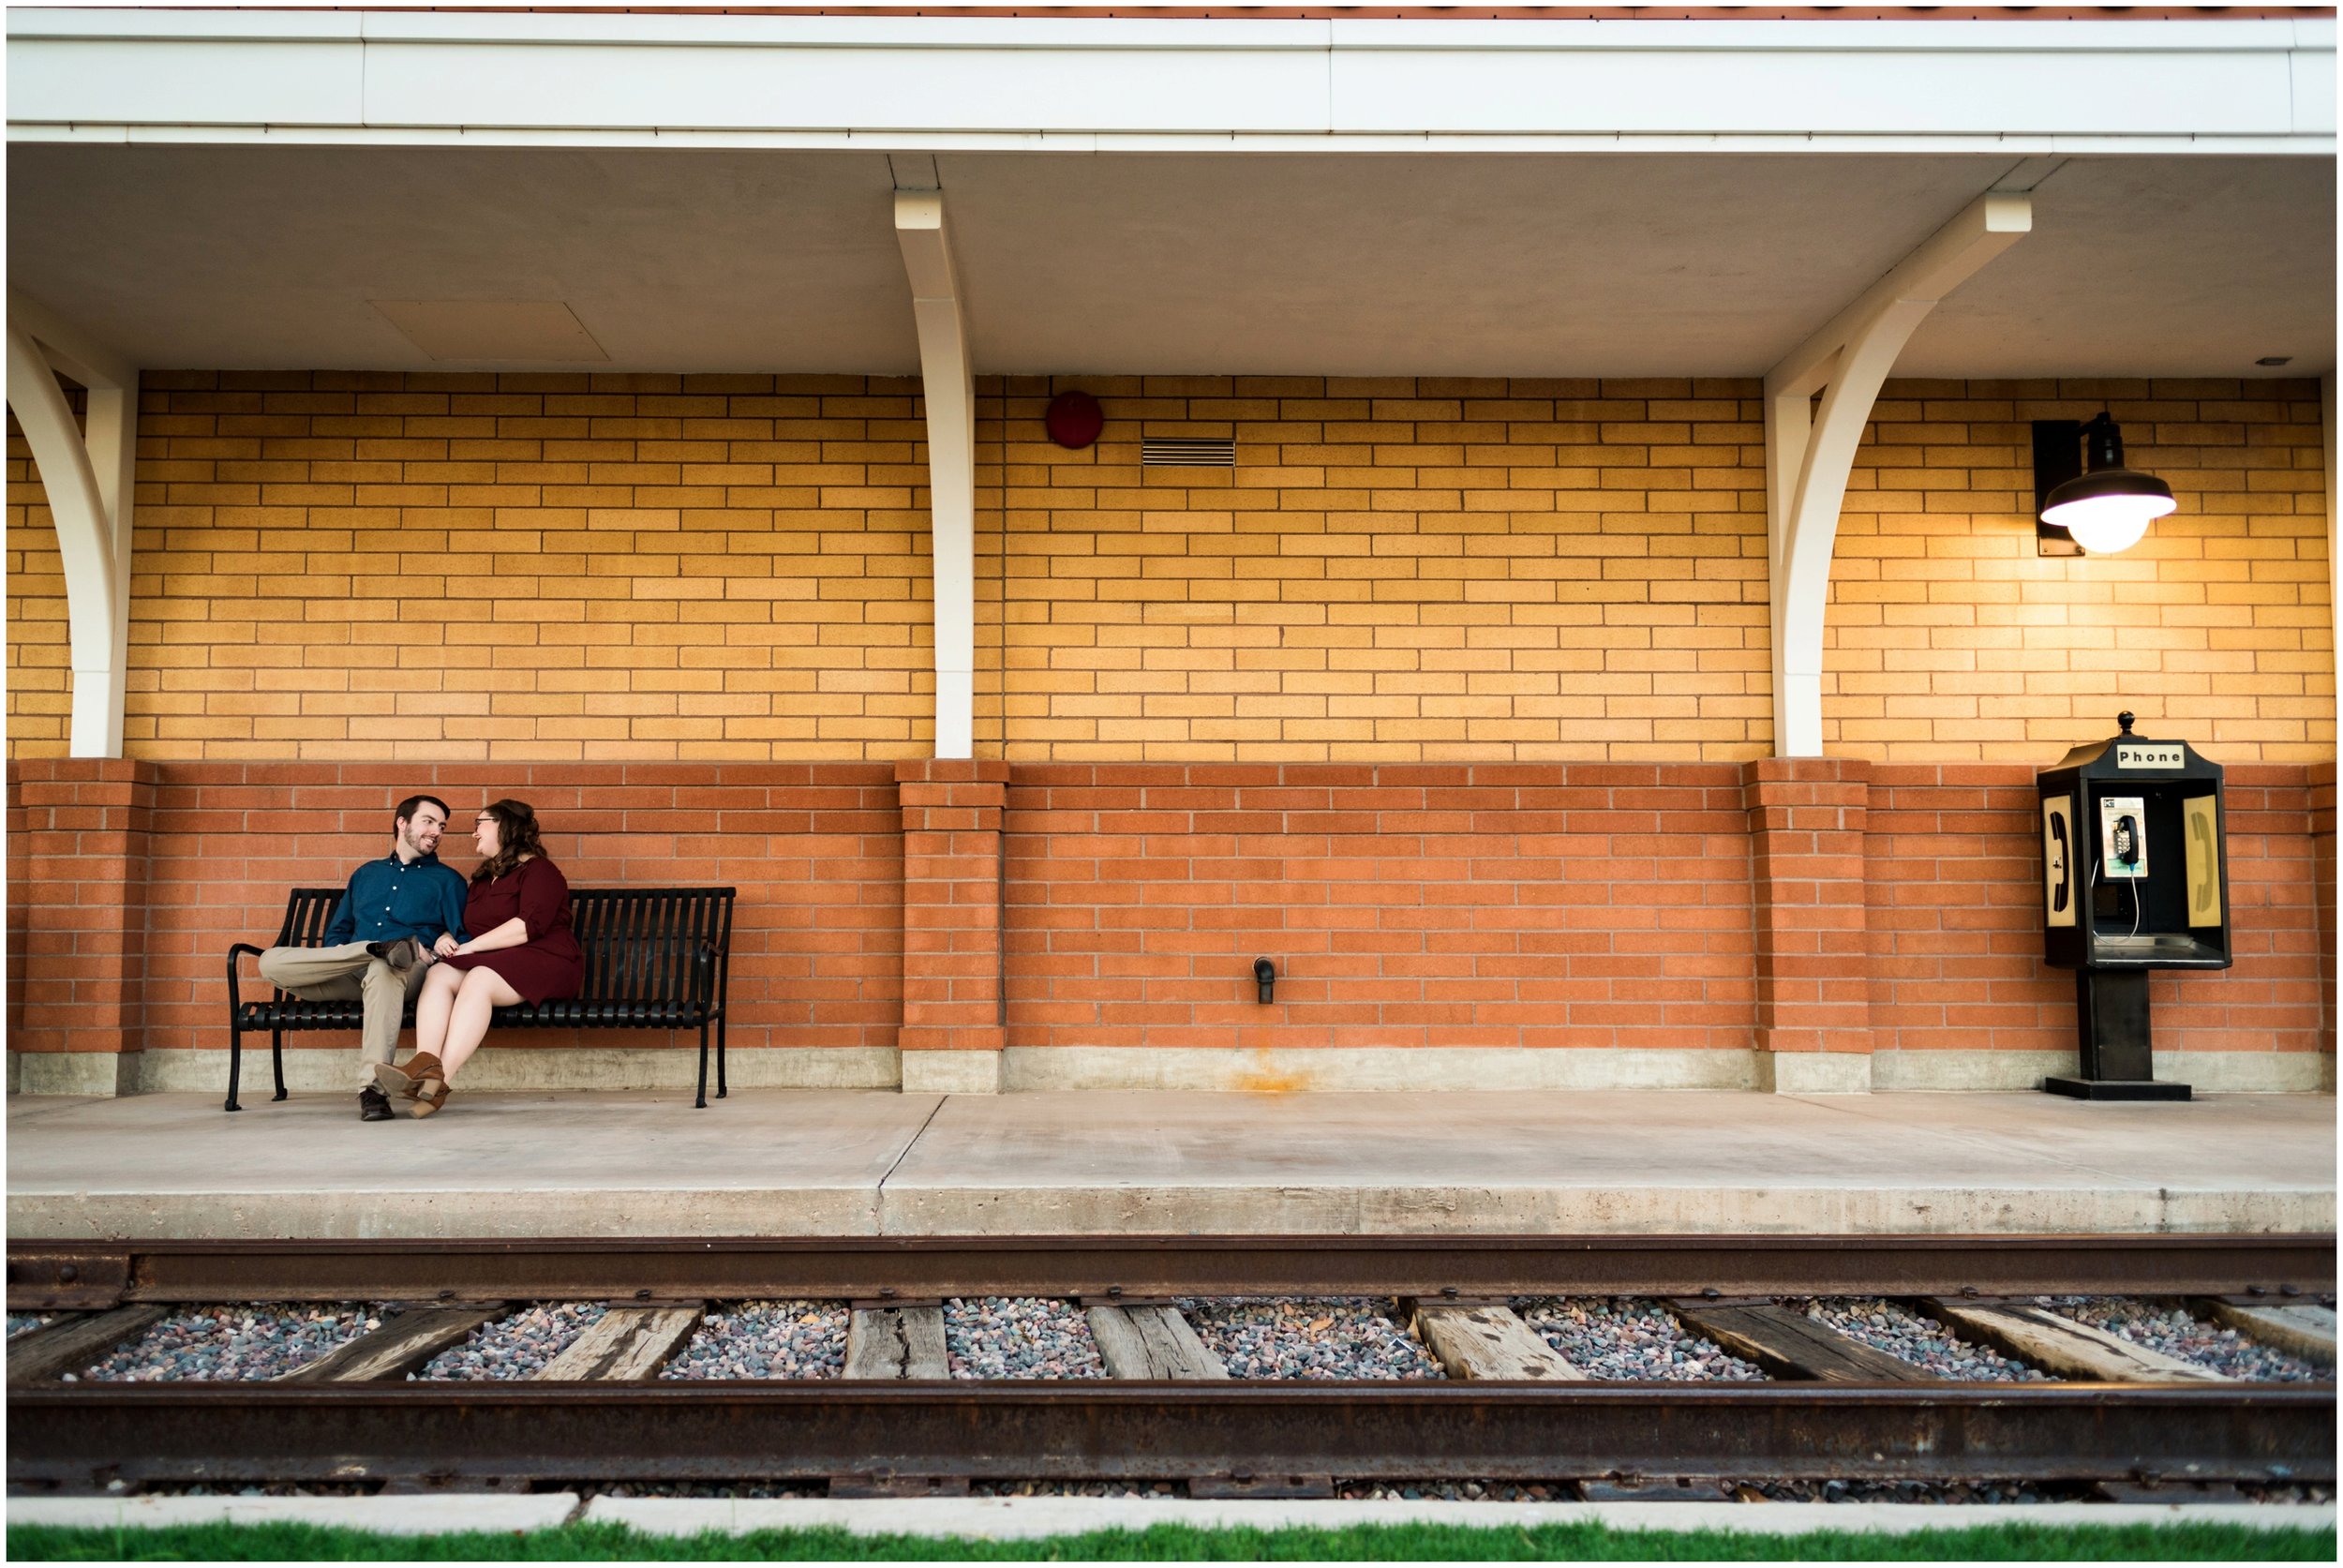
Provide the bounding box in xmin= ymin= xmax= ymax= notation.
xmin=366 ymin=937 xmax=421 ymax=973
xmin=359 ymin=1084 xmax=395 ymax=1122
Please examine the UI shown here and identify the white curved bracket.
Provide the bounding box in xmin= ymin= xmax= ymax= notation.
xmin=1764 ymin=193 xmax=2031 ymax=758
xmin=6 ymin=293 xmax=138 ymax=758
xmin=895 ymin=189 xmax=976 ymax=760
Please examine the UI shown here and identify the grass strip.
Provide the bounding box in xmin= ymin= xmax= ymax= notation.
xmin=7 ymin=1518 xmax=2337 ymax=1561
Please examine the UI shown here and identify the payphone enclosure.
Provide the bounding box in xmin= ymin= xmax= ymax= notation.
xmin=2036 ymin=716 xmax=2231 ymax=1099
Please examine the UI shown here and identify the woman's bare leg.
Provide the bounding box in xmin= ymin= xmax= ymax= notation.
xmin=437 ymin=966 xmax=522 ymax=1083
xmin=412 ymin=963 xmax=465 ymax=1058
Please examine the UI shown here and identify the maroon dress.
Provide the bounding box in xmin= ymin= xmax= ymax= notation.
xmin=442 ymin=857 xmax=583 ymax=1006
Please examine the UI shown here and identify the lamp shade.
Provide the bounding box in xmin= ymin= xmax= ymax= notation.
xmin=2037 ymin=412 xmax=2173 ymax=555
xmin=2040 ymin=473 xmax=2174 ymax=553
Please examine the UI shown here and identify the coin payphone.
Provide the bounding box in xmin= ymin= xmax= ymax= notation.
xmin=2036 ymin=713 xmax=2231 ymax=1100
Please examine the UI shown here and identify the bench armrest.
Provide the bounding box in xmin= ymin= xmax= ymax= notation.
xmin=226 ymin=942 xmax=267 ymax=1013
xmin=693 ymin=939 xmax=724 ymax=1011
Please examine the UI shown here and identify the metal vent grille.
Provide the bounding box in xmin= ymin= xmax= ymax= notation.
xmin=1142 ymin=436 xmax=1236 ymax=468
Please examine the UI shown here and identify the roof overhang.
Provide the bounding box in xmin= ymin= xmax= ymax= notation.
xmin=7 ymin=9 xmax=2335 ymax=377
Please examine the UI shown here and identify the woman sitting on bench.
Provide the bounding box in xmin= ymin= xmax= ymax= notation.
xmin=375 ymin=799 xmax=583 ymax=1118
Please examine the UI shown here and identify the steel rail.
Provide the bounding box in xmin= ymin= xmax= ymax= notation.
xmin=8 ymin=1381 xmax=2332 ymax=1490
xmin=8 ymin=1234 xmax=2335 ymax=1310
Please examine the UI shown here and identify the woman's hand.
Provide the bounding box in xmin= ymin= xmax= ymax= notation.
xmin=433 ymin=933 xmax=461 ymax=960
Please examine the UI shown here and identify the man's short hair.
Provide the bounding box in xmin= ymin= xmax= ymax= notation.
xmin=394 ymin=794 xmax=451 ymax=829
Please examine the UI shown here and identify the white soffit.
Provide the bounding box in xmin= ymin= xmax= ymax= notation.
xmin=5 ymin=144 xmax=2330 ymax=378
xmin=372 ymin=300 xmax=608 ymax=362
xmin=5 ymin=9 xmax=2334 ymax=151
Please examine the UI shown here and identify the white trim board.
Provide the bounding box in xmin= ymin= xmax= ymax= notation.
xmin=7 ymin=11 xmax=2332 ymax=146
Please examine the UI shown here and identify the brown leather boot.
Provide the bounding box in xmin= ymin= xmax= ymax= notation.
xmin=371 ymin=1052 xmax=444 ymax=1101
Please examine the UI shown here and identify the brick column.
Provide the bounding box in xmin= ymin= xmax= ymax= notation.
xmin=894 ymin=758 xmax=1009 ymax=1094
xmin=1742 ymin=757 xmax=1874 ymax=1093
xmin=7 ymin=759 xmax=158 ymax=1096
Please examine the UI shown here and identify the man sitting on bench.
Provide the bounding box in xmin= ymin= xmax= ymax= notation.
xmin=255 ymin=794 xmax=470 ymax=1123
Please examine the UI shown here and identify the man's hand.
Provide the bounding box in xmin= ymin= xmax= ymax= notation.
xmin=432 ymin=933 xmax=461 ymax=961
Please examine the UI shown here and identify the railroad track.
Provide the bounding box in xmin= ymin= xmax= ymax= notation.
xmin=8 ymin=1235 xmax=2335 ymax=1500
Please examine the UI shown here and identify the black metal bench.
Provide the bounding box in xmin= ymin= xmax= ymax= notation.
xmin=225 ymin=887 xmax=737 ymax=1113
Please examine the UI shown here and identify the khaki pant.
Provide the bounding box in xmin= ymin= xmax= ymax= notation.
xmin=256 ymin=942 xmax=431 ymax=1088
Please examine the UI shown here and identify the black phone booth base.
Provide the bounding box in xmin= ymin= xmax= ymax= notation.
xmin=2043 ymin=969 xmax=2193 ymax=1101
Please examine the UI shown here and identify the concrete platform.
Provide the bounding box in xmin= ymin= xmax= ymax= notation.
xmin=8 ymin=1494 xmax=2332 ymax=1541
xmin=6 ymin=1088 xmax=2333 ymax=1240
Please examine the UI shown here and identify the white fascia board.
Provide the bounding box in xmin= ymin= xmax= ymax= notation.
xmin=358 ymin=42 xmax=1330 ymax=135
xmin=357 ymin=12 xmax=1333 ymax=50
xmin=14 ymin=125 xmax=2331 ymax=158
xmin=1333 ymin=47 xmax=2298 ymax=136
xmin=1330 ymin=18 xmax=2302 ymax=50
xmin=7 ymin=8 xmax=360 ymax=40
xmin=5 ymin=11 xmax=2331 ymax=143
xmin=7 ymin=40 xmax=365 ymax=128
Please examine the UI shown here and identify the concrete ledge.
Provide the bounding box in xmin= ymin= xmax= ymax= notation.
xmin=1873 ymin=1049 xmax=2336 ymax=1094
xmin=1755 ymin=1053 xmax=1873 ymax=1095
xmin=9 ymin=1088 xmax=2332 ymax=1241
xmin=7 ymin=1493 xmax=580 ymax=1535
xmin=11 ymin=1052 xmax=134 ymax=1098
xmin=583 ymin=1496 xmax=2335 ymax=1540
xmin=10 ymin=1048 xmax=2332 ymax=1098
xmin=903 ymin=1049 xmax=1003 ymax=1095
xmin=1002 ymin=1046 xmax=1759 ymax=1092
xmin=8 ymin=1046 xmax=902 ymax=1098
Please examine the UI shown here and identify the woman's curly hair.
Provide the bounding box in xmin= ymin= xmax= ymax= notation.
xmin=471 ymin=798 xmax=547 ymax=884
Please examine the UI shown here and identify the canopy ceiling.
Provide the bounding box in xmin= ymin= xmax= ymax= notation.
xmin=7 ymin=143 xmax=2332 ymax=378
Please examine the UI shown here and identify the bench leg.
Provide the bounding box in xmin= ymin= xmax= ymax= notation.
xmin=694 ymin=1021 xmax=709 ymax=1110
xmin=225 ymin=1028 xmax=244 ymax=1113
xmin=270 ymin=1029 xmax=288 ymax=1101
xmin=716 ymin=1012 xmax=727 ymax=1099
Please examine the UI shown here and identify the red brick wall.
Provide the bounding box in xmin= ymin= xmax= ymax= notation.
xmin=1866 ymin=764 xmax=2329 ymax=1061
xmin=1003 ymin=764 xmax=1758 ymax=1054
xmin=7 ymin=757 xmax=2329 ymax=1073
xmin=7 ymin=760 xmax=157 ymax=1060
xmin=9 ymin=762 xmax=903 ymax=1061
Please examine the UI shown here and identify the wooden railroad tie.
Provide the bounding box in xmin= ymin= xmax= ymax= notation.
xmin=2189 ymin=1300 xmax=2336 ymax=1366
xmin=1919 ymin=1300 xmax=2230 ymax=1383
xmin=1086 ymin=1305 xmax=1228 ymax=1380
xmin=844 ymin=1306 xmax=949 ymax=1380
xmin=7 ymin=1306 xmax=168 ymax=1384
xmin=534 ymin=1305 xmax=707 ymax=1381
xmin=1667 ymin=1301 xmax=1936 ymax=1382
xmin=282 ymin=1306 xmax=510 ymax=1383
xmin=1411 ymin=1304 xmax=1586 ymax=1381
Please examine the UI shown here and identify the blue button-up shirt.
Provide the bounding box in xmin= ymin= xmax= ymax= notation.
xmin=323 ymin=853 xmax=471 ymax=948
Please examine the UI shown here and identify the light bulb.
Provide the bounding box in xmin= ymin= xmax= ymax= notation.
xmin=2042 ymin=491 xmax=2171 ymax=554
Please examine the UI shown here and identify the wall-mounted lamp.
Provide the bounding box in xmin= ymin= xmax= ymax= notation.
xmin=2032 ymin=412 xmax=2174 ymax=557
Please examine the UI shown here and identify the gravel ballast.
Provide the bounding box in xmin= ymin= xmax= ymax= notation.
xmin=1783 ymin=1297 xmax=2051 ymax=1382
xmin=945 ymin=1297 xmax=1106 ymax=1380
xmin=80 ymin=1304 xmax=372 ymax=1382
xmin=2043 ymin=1296 xmax=2325 ymax=1382
xmin=662 ymin=1301 xmax=846 ymax=1381
xmin=1515 ymin=1297 xmax=1766 ymax=1381
xmin=416 ymin=1302 xmax=606 ymax=1381
xmin=8 ymin=1312 xmax=54 ymax=1338
xmin=1180 ymin=1297 xmax=1444 ymax=1381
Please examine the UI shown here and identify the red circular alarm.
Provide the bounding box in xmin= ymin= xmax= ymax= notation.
xmin=1044 ymin=390 xmax=1104 ymax=450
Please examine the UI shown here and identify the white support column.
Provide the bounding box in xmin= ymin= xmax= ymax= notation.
xmin=1763 ymin=192 xmax=2032 ymax=757
xmin=5 ymin=292 xmax=139 ymax=758
xmin=893 ymin=190 xmax=976 ymax=760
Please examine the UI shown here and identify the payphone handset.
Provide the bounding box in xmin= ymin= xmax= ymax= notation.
xmin=2098 ymin=795 xmax=2148 ymax=880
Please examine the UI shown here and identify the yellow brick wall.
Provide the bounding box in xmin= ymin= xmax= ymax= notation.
xmin=7 ymin=371 xmax=2331 ymax=763
xmin=1830 ymin=379 xmax=2332 ymax=762
xmin=9 ymin=372 xmax=935 ymax=760
xmin=981 ymin=377 xmax=1769 ymax=761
